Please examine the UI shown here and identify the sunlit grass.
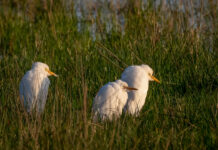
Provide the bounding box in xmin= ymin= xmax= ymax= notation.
xmin=0 ymin=0 xmax=217 ymax=149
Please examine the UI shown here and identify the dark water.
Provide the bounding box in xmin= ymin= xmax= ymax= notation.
xmin=61 ymin=0 xmax=216 ymax=46
xmin=71 ymin=0 xmax=128 ymax=40
xmin=0 ymin=0 xmax=217 ymax=48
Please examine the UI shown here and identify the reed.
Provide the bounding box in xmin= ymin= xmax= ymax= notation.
xmin=0 ymin=0 xmax=217 ymax=149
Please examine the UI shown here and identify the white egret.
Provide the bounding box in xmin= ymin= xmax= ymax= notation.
xmin=121 ymin=64 xmax=160 ymax=115
xmin=92 ymin=79 xmax=137 ymax=122
xmin=19 ymin=62 xmax=58 ymax=113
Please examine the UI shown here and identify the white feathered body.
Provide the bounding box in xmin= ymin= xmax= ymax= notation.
xmin=121 ymin=65 xmax=151 ymax=115
xmin=92 ymin=80 xmax=128 ymax=121
xmin=19 ymin=69 xmax=50 ymax=113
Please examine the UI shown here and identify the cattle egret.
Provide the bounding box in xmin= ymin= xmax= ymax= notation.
xmin=92 ymin=80 xmax=137 ymax=122
xmin=19 ymin=62 xmax=58 ymax=113
xmin=121 ymin=64 xmax=160 ymax=115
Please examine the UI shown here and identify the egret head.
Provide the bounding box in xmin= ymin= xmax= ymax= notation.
xmin=32 ymin=62 xmax=58 ymax=77
xmin=115 ymin=80 xmax=138 ymax=91
xmin=141 ymin=65 xmax=160 ymax=83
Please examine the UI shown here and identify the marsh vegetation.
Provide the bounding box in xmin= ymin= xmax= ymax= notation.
xmin=0 ymin=0 xmax=217 ymax=149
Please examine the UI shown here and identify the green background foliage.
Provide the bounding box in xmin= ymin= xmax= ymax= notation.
xmin=0 ymin=0 xmax=217 ymax=149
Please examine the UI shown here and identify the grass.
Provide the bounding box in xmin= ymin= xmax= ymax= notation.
xmin=0 ymin=0 xmax=217 ymax=149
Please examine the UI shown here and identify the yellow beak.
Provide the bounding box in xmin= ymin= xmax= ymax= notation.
xmin=45 ymin=68 xmax=58 ymax=77
xmin=150 ymin=75 xmax=160 ymax=83
xmin=123 ymin=86 xmax=138 ymax=90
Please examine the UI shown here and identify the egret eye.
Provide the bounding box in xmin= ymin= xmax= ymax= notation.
xmin=45 ymin=68 xmax=58 ymax=77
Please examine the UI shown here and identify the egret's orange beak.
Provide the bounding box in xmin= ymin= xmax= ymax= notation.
xmin=45 ymin=68 xmax=58 ymax=77
xmin=123 ymin=86 xmax=138 ymax=90
xmin=149 ymin=75 xmax=160 ymax=83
